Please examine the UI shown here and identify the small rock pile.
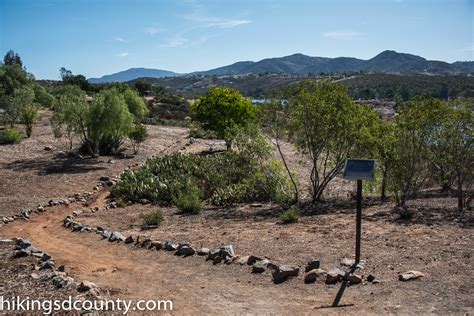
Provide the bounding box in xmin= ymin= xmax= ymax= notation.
xmin=9 ymin=238 xmax=101 ymax=300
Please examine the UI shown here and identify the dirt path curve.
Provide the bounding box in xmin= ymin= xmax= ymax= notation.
xmin=2 ymin=191 xmax=335 ymax=315
xmin=0 ymin=127 xmax=340 ymax=316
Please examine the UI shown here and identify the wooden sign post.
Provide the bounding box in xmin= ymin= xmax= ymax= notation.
xmin=343 ymin=159 xmax=376 ymax=263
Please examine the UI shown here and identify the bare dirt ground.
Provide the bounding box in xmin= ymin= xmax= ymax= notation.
xmin=1 ymin=111 xmax=473 ymax=315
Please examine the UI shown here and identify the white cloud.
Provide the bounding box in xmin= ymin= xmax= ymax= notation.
xmin=145 ymin=27 xmax=163 ymax=35
xmin=160 ymin=34 xmax=209 ymax=48
xmin=161 ymin=35 xmax=189 ymax=48
xmin=114 ymin=37 xmax=129 ymax=43
xmin=183 ymin=12 xmax=250 ymax=28
xmin=117 ymin=52 xmax=129 ymax=57
xmin=322 ymin=31 xmax=363 ymax=40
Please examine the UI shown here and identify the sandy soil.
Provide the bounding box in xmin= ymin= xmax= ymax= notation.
xmin=0 ymin=111 xmax=473 ymax=315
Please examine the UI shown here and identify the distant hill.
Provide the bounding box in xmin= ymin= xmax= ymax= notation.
xmin=88 ymin=51 xmax=474 ymax=83
xmin=195 ymin=51 xmax=473 ymax=76
xmin=135 ymin=73 xmax=474 ymax=99
xmin=88 ymin=68 xmax=180 ymax=84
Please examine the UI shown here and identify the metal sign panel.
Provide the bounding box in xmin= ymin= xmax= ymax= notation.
xmin=343 ymin=159 xmax=376 ymax=180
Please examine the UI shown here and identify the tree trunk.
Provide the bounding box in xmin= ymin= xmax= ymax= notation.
xmin=275 ymin=139 xmax=298 ymax=204
xmin=457 ymin=172 xmax=464 ymax=212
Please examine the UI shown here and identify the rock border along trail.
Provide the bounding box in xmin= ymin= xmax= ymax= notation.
xmin=1 ymin=186 xmax=341 ymax=314
xmin=0 ymin=134 xmax=345 ymax=314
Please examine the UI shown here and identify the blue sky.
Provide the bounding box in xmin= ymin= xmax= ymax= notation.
xmin=0 ymin=0 xmax=472 ymax=79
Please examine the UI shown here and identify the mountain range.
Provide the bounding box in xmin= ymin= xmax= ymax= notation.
xmin=88 ymin=50 xmax=474 ymax=83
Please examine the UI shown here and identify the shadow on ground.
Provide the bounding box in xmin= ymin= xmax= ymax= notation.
xmin=4 ymin=154 xmax=107 ymax=175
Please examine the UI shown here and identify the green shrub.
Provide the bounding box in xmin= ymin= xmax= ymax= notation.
xmin=129 ymin=124 xmax=148 ymax=154
xmin=112 ymin=129 xmax=294 ymax=209
xmin=279 ymin=207 xmax=300 ymax=223
xmin=190 ymin=87 xmax=258 ymax=147
xmin=0 ymin=128 xmax=22 ymax=144
xmin=173 ymin=181 xmax=202 ymax=214
xmin=188 ymin=123 xmax=218 ymax=139
xmin=141 ymin=209 xmax=164 ymax=226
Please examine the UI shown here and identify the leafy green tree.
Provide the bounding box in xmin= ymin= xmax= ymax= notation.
xmin=288 ymin=80 xmax=379 ymax=203
xmin=13 ymin=86 xmax=38 ymax=137
xmin=59 ymin=67 xmax=72 ymax=81
xmin=385 ymin=98 xmax=434 ymax=206
xmin=3 ymin=50 xmax=23 ymax=67
xmin=33 ymin=84 xmax=55 ymax=108
xmin=0 ymin=64 xmax=31 ymax=96
xmin=447 ymin=100 xmax=473 ymax=211
xmin=122 ymin=88 xmax=148 ymax=121
xmin=190 ymin=87 xmax=258 ymax=148
xmin=51 ymin=85 xmax=89 ymax=149
xmin=87 ymin=88 xmax=134 ymax=156
xmin=129 ymin=123 xmax=148 ymax=154
xmin=428 ymin=99 xmax=473 ymax=211
xmin=372 ymin=121 xmax=397 ymax=200
xmin=134 ymin=80 xmax=152 ymax=96
xmin=1 ymin=94 xmax=17 ymax=127
xmin=59 ymin=67 xmax=94 ymax=93
xmin=261 ymin=100 xmax=299 ymax=204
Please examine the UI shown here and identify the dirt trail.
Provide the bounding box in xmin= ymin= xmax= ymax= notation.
xmin=1 ymin=191 xmax=339 ymax=315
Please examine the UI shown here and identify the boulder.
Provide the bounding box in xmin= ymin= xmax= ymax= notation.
xmin=197 ymin=248 xmax=210 ymax=256
xmin=13 ymin=249 xmax=30 ymax=258
xmin=176 ymin=245 xmax=196 ymax=256
xmin=236 ymin=255 xmax=251 ymax=265
xmin=219 ymin=245 xmax=235 ymax=258
xmin=71 ymin=222 xmax=83 ymax=232
xmin=17 ymin=239 xmax=32 ymax=249
xmin=37 ymin=206 xmax=45 ymax=212
xmin=247 ymin=255 xmax=262 ymax=265
xmin=20 ymin=208 xmax=31 ymax=219
xmin=52 ymin=276 xmax=69 ymax=289
xmin=101 ymin=231 xmax=111 ymax=239
xmin=148 ymin=241 xmax=163 ymax=250
xmin=72 ymin=210 xmax=82 ymax=216
xmin=341 ymin=257 xmax=364 ymax=269
xmin=99 ymin=176 xmax=110 ymax=182
xmin=164 ymin=241 xmax=178 ymax=251
xmin=225 ymin=256 xmax=238 ymax=264
xmin=399 ymin=271 xmax=425 ymax=281
xmin=139 ymin=238 xmax=152 ymax=248
xmin=252 ymin=259 xmax=271 ymax=273
xmin=207 ymin=248 xmax=221 ymax=260
xmin=305 ymin=259 xmax=321 ymax=272
xmin=124 ymin=236 xmax=135 ymax=244
xmin=108 ymin=231 xmax=126 ymax=242
xmin=37 ymin=260 xmax=55 ymax=270
xmin=304 ymin=268 xmax=327 ymax=284
xmin=44 ymin=146 xmax=53 ymax=151
xmin=343 ymin=274 xmax=363 ymax=285
xmin=272 ymin=265 xmax=300 ymax=284
xmin=326 ymin=268 xmax=345 ymax=284
xmin=41 ymin=253 xmax=52 ymax=262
